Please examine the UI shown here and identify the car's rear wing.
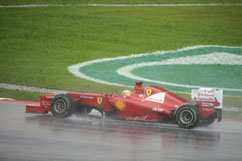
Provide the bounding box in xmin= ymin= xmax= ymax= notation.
xmin=191 ymin=88 xmax=223 ymax=122
xmin=191 ymin=88 xmax=223 ymax=109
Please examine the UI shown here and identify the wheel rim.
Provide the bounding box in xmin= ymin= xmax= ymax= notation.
xmin=179 ymin=109 xmax=194 ymax=124
xmin=53 ymin=99 xmax=67 ymax=113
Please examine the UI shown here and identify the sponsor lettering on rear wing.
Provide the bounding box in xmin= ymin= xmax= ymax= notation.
xmin=191 ymin=88 xmax=223 ymax=109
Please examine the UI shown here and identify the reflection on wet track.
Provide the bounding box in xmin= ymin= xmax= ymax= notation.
xmin=0 ymin=102 xmax=242 ymax=161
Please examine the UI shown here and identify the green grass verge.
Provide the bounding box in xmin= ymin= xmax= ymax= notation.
xmin=0 ymin=88 xmax=45 ymax=101
xmin=0 ymin=5 xmax=242 ymax=108
xmin=1 ymin=0 xmax=242 ymax=5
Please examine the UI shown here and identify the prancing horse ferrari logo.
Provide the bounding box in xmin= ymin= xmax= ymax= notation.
xmin=146 ymin=89 xmax=152 ymax=96
xmin=97 ymin=97 xmax=102 ymax=104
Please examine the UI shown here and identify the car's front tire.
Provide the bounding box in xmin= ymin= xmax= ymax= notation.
xmin=50 ymin=94 xmax=76 ymax=118
xmin=175 ymin=105 xmax=200 ymax=129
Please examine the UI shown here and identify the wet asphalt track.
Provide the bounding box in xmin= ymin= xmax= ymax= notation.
xmin=0 ymin=102 xmax=242 ymax=161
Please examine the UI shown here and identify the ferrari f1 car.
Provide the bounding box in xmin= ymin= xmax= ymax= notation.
xmin=26 ymin=81 xmax=223 ymax=129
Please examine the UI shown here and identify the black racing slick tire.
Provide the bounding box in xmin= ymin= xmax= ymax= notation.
xmin=50 ymin=94 xmax=76 ymax=118
xmin=175 ymin=105 xmax=200 ymax=129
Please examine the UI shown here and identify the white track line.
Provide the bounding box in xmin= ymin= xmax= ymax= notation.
xmin=0 ymin=4 xmax=67 ymax=8
xmin=1 ymin=3 xmax=242 ymax=8
xmin=87 ymin=3 xmax=242 ymax=7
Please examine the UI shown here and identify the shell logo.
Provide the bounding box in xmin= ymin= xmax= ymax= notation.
xmin=115 ymin=101 xmax=125 ymax=111
xmin=146 ymin=89 xmax=152 ymax=96
xmin=97 ymin=97 xmax=103 ymax=104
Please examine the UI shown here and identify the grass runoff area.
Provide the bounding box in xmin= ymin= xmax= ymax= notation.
xmin=0 ymin=1 xmax=242 ymax=112
xmin=0 ymin=0 xmax=242 ymax=5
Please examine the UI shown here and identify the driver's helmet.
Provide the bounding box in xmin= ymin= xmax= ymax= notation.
xmin=121 ymin=90 xmax=131 ymax=97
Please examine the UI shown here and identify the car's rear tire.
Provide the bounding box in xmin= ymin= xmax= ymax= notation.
xmin=50 ymin=94 xmax=76 ymax=118
xmin=175 ymin=105 xmax=200 ymax=129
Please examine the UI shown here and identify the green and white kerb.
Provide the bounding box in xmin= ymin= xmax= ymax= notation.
xmin=68 ymin=45 xmax=242 ymax=96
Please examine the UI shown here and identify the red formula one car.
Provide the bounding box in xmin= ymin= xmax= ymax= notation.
xmin=26 ymin=81 xmax=223 ymax=129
